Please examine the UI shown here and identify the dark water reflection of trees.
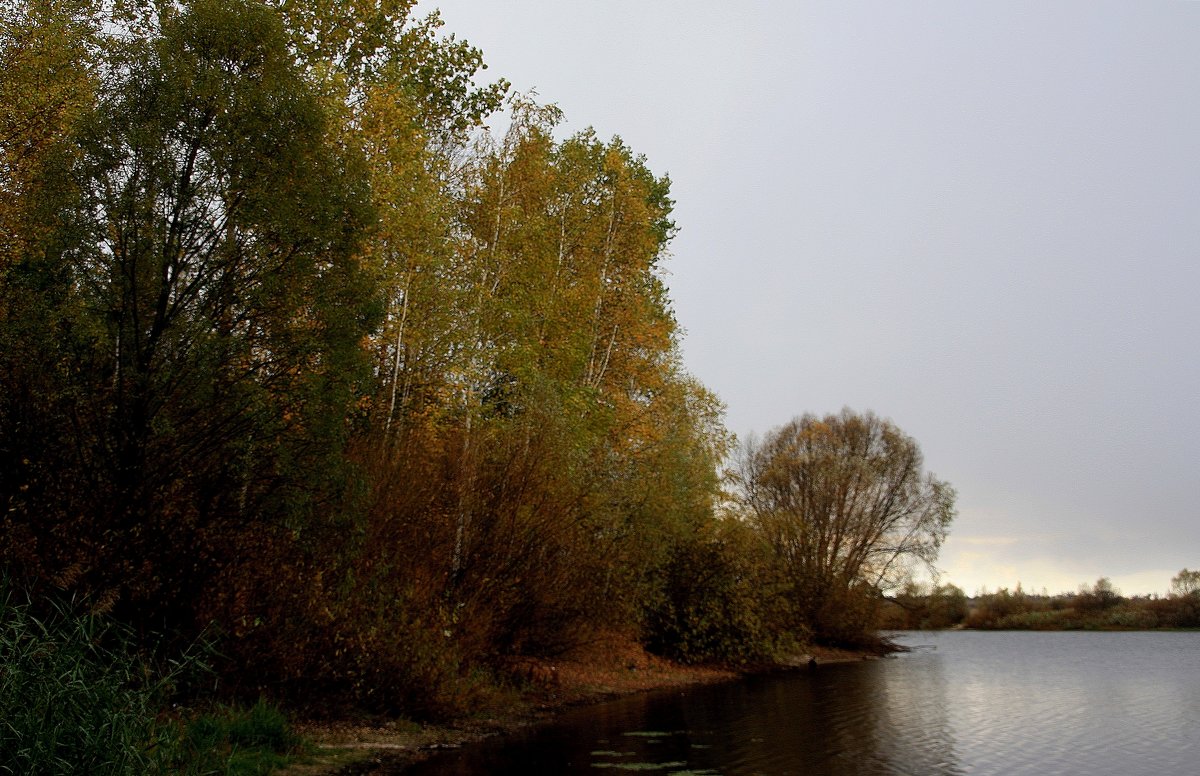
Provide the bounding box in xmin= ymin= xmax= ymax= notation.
xmin=402 ymin=657 xmax=964 ymax=775
xmin=401 ymin=632 xmax=1200 ymax=775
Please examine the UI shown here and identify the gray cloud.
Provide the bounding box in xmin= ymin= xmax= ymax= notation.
xmin=421 ymin=0 xmax=1200 ymax=595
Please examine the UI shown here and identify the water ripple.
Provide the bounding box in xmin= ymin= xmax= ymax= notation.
xmin=404 ymin=631 xmax=1200 ymax=776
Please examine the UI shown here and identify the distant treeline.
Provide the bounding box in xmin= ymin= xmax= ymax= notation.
xmin=3 ymin=0 xmax=953 ymax=735
xmin=879 ymin=570 xmax=1200 ymax=631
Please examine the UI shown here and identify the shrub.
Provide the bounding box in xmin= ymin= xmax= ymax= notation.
xmin=882 ymin=583 xmax=968 ymax=630
xmin=642 ymin=519 xmax=798 ymax=665
xmin=1103 ymin=605 xmax=1158 ymax=630
xmin=995 ymin=609 xmax=1074 ymax=630
xmin=1072 ymin=577 xmax=1122 ymax=614
xmin=965 ymin=587 xmax=1035 ymax=628
xmin=1147 ymin=595 xmax=1200 ymax=628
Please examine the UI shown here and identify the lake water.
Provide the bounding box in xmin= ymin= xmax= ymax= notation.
xmin=401 ymin=631 xmax=1199 ymax=775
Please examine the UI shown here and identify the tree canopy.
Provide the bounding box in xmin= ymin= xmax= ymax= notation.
xmin=736 ymin=409 xmax=956 ymax=643
xmin=1 ymin=0 xmax=959 ymax=718
xmin=1 ymin=0 xmax=745 ymax=712
xmin=1171 ymin=568 xmax=1200 ymax=598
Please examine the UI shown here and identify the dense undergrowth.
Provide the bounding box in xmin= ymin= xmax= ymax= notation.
xmin=0 ymin=582 xmax=303 ymax=774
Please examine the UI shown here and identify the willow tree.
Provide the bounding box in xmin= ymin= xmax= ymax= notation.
xmin=737 ymin=409 xmax=956 ymax=644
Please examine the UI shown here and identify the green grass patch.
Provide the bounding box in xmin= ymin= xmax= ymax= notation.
xmin=163 ymin=699 xmax=307 ymax=775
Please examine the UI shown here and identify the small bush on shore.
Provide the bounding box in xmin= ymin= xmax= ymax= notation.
xmin=643 ymin=519 xmax=798 ymax=665
xmin=163 ymin=699 xmax=304 ymax=775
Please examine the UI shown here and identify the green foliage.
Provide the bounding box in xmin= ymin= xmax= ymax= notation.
xmin=0 ymin=577 xmax=309 ymax=773
xmin=1099 ymin=605 xmax=1159 ymax=630
xmin=0 ymin=585 xmax=161 ymax=774
xmin=163 ymin=699 xmax=303 ymax=775
xmin=2 ymin=0 xmax=380 ymax=641
xmin=0 ymin=579 xmax=235 ymax=775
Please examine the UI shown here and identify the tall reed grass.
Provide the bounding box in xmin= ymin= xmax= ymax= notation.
xmin=0 ymin=581 xmax=167 ymax=774
xmin=1 ymin=578 xmax=305 ymax=774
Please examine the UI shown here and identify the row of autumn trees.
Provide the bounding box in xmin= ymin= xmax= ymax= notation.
xmin=1 ymin=0 xmax=955 ymax=717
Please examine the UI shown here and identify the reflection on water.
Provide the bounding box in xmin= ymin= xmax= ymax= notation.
xmin=399 ymin=631 xmax=1199 ymax=775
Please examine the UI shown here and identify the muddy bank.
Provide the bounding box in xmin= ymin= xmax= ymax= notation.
xmin=281 ymin=640 xmax=871 ymax=775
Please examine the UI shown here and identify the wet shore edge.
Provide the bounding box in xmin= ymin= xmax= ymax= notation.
xmin=281 ymin=642 xmax=880 ymax=775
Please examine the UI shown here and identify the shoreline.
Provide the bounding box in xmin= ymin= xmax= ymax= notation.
xmin=281 ymin=642 xmax=874 ymax=775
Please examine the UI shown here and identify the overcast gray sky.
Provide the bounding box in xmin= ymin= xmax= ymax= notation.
xmin=417 ymin=0 xmax=1200 ymax=596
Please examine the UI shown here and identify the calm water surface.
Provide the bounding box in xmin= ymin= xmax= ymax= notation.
xmin=402 ymin=631 xmax=1200 ymax=775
